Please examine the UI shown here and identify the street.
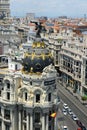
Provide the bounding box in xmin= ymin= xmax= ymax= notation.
xmin=58 ymin=104 xmax=78 ymax=130
xmin=57 ymin=81 xmax=87 ymax=128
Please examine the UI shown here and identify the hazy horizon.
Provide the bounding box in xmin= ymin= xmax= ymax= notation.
xmin=10 ymin=0 xmax=87 ymax=18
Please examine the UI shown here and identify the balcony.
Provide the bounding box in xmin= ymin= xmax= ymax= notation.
xmin=34 ymin=102 xmax=42 ymax=107
xmin=73 ymin=75 xmax=81 ymax=82
xmin=23 ymin=116 xmax=27 ymax=121
xmin=23 ymin=117 xmax=27 ymax=123
xmin=4 ymin=116 xmax=10 ymax=120
xmin=3 ymin=116 xmax=11 ymax=123
xmin=33 ymin=101 xmax=53 ymax=108
xmin=60 ymin=67 xmax=73 ymax=77
xmin=34 ymin=121 xmax=42 ymax=126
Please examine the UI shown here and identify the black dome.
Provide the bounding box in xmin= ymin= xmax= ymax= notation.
xmin=22 ymin=41 xmax=54 ymax=73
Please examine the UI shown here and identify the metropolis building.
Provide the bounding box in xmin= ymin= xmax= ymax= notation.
xmin=0 ymin=38 xmax=60 ymax=130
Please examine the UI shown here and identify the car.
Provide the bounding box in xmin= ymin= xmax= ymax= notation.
xmin=62 ymin=125 xmax=68 ymax=130
xmin=81 ymin=126 xmax=87 ymax=130
xmin=63 ymin=103 xmax=68 ymax=110
xmin=72 ymin=114 xmax=78 ymax=121
xmin=76 ymin=120 xmax=83 ymax=127
xmin=77 ymin=128 xmax=82 ymax=130
xmin=68 ymin=108 xmax=73 ymax=115
xmin=62 ymin=109 xmax=67 ymax=115
xmin=76 ymin=120 xmax=87 ymax=130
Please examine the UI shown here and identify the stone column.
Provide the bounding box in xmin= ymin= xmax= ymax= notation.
xmin=27 ymin=113 xmax=29 ymax=130
xmin=30 ymin=114 xmax=33 ymax=130
xmin=46 ymin=114 xmax=48 ymax=130
xmin=2 ymin=107 xmax=5 ymax=130
xmin=10 ymin=109 xmax=13 ymax=130
xmin=19 ymin=111 xmax=21 ymax=130
xmin=42 ymin=115 xmax=45 ymax=130
xmin=2 ymin=120 xmax=5 ymax=130
xmin=54 ymin=112 xmax=58 ymax=130
xmin=80 ymin=85 xmax=83 ymax=96
xmin=54 ymin=117 xmax=57 ymax=130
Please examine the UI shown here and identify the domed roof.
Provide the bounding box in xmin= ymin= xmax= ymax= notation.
xmin=22 ymin=41 xmax=54 ymax=73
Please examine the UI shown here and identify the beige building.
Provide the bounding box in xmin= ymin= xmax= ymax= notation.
xmin=41 ymin=28 xmax=87 ymax=98
xmin=59 ymin=37 xmax=87 ymax=97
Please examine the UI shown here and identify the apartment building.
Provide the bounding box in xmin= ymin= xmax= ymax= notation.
xmin=59 ymin=38 xmax=87 ymax=96
xmin=41 ymin=25 xmax=87 ymax=97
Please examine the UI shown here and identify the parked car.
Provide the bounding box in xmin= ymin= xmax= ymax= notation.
xmin=76 ymin=120 xmax=87 ymax=130
xmin=68 ymin=108 xmax=73 ymax=115
xmin=62 ymin=125 xmax=68 ymax=130
xmin=77 ymin=128 xmax=82 ymax=130
xmin=81 ymin=126 xmax=87 ymax=130
xmin=62 ymin=109 xmax=67 ymax=115
xmin=72 ymin=114 xmax=78 ymax=121
xmin=76 ymin=120 xmax=83 ymax=127
xmin=63 ymin=103 xmax=68 ymax=110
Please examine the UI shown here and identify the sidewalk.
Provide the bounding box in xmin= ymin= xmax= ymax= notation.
xmin=66 ymin=86 xmax=87 ymax=105
xmin=58 ymin=80 xmax=87 ymax=105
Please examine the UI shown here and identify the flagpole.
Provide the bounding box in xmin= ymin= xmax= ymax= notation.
xmin=55 ymin=116 xmax=57 ymax=130
xmin=50 ymin=112 xmax=57 ymax=130
xmin=55 ymin=112 xmax=58 ymax=130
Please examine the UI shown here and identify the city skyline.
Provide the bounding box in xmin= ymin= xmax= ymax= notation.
xmin=11 ymin=0 xmax=87 ymax=18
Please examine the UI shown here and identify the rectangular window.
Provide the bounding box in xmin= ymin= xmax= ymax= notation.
xmin=30 ymin=81 xmax=32 ymax=85
xmin=23 ymin=110 xmax=26 ymax=120
xmin=86 ymin=61 xmax=87 ymax=65
xmin=15 ymin=64 xmax=17 ymax=70
xmin=48 ymin=93 xmax=51 ymax=101
xmin=25 ymin=92 xmax=27 ymax=101
xmin=76 ymin=62 xmax=79 ymax=66
xmin=4 ymin=109 xmax=10 ymax=120
xmin=0 ymin=90 xmax=1 ymax=96
xmin=35 ymin=128 xmax=40 ymax=130
xmin=0 ymin=106 xmax=1 ymax=116
xmin=0 ymin=79 xmax=2 ymax=85
xmin=7 ymin=83 xmax=10 ymax=89
xmin=5 ymin=124 xmax=10 ymax=130
xmin=35 ymin=112 xmax=40 ymax=123
xmin=36 ymin=94 xmax=40 ymax=103
xmin=49 ymin=111 xmax=51 ymax=121
xmin=0 ymin=121 xmax=2 ymax=130
xmin=7 ymin=92 xmax=10 ymax=100
xmin=24 ymin=124 xmax=26 ymax=130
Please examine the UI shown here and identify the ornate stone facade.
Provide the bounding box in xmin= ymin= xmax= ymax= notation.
xmin=0 ymin=41 xmax=60 ymax=130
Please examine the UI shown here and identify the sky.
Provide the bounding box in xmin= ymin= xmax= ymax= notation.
xmin=10 ymin=0 xmax=87 ymax=18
